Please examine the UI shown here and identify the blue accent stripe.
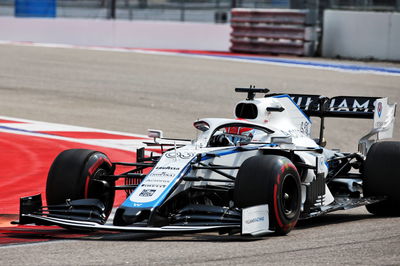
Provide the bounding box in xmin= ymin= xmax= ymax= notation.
xmin=0 ymin=125 xmax=79 ymax=138
xmin=273 ymin=94 xmax=312 ymax=123
xmin=201 ymin=144 xmax=277 ymax=161
xmin=190 ymin=53 xmax=400 ymax=75
xmin=0 ymin=125 xmax=53 ymax=136
xmin=122 ymin=159 xmax=194 ymax=209
xmin=123 ymin=144 xmax=277 ymax=208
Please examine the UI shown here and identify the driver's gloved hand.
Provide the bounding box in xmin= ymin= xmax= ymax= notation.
xmin=210 ymin=134 xmax=233 ymax=147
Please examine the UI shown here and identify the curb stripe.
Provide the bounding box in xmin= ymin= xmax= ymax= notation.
xmin=37 ymin=131 xmax=146 ymax=140
xmin=210 ymin=54 xmax=400 ymax=75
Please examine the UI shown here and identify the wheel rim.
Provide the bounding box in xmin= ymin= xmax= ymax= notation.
xmin=280 ymin=174 xmax=299 ymax=220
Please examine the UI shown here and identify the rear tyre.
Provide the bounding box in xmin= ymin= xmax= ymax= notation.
xmin=234 ymin=155 xmax=301 ymax=235
xmin=363 ymin=141 xmax=400 ymax=216
xmin=46 ymin=149 xmax=115 ymax=218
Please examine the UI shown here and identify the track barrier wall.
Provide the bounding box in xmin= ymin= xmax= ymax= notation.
xmin=2 ymin=10 xmax=400 ymax=61
xmin=230 ymin=8 xmax=317 ymax=56
xmin=0 ymin=17 xmax=231 ymax=51
xmin=322 ymin=10 xmax=400 ymax=61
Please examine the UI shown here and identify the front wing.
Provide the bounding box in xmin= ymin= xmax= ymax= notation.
xmin=18 ymin=214 xmax=240 ymax=233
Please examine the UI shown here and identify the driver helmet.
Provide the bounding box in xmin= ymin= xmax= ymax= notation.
xmin=224 ymin=126 xmax=254 ymax=145
xmin=225 ymin=126 xmax=253 ymax=136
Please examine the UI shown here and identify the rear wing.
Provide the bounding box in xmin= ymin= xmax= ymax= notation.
xmin=283 ymin=94 xmax=396 ymax=154
xmin=289 ymin=94 xmax=380 ymax=119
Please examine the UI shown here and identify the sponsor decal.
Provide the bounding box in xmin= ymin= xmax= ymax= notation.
xmin=139 ymin=189 xmax=156 ymax=197
xmin=377 ymin=102 xmax=383 ymax=117
xmin=372 ymin=98 xmax=395 ymax=140
xmin=155 ymin=166 xmax=180 ymax=170
xmin=165 ymin=151 xmax=195 ymax=159
xmin=245 ymin=216 xmax=265 ymax=224
xmin=330 ymin=98 xmax=370 ymax=112
xmin=300 ymin=121 xmax=310 ymax=136
xmin=126 ymin=152 xmax=195 ymax=206
xmin=242 ymin=204 xmax=269 ymax=236
xmin=141 ymin=184 xmax=167 ymax=188
xmin=291 ymin=95 xmax=377 ymax=113
xmin=150 ymin=172 xmax=176 ymax=178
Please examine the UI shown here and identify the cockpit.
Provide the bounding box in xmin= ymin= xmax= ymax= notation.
xmin=193 ymin=119 xmax=272 ymax=148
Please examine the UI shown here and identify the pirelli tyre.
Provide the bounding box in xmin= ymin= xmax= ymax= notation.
xmin=363 ymin=141 xmax=400 ymax=216
xmin=46 ymin=149 xmax=115 ymax=219
xmin=234 ymin=155 xmax=301 ymax=235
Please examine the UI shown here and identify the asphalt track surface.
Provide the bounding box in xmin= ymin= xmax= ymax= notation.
xmin=0 ymin=44 xmax=399 ymax=265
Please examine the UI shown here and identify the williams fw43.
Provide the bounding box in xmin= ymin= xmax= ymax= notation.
xmin=16 ymin=88 xmax=400 ymax=236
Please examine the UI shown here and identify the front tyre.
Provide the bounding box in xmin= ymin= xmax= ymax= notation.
xmin=46 ymin=149 xmax=115 ymax=219
xmin=363 ymin=142 xmax=400 ymax=216
xmin=234 ymin=155 xmax=301 ymax=235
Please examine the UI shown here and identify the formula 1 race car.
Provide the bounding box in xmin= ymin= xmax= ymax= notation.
xmin=16 ymin=87 xmax=400 ymax=236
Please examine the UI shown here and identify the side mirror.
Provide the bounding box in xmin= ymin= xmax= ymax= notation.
xmin=148 ymin=129 xmax=163 ymax=139
xmin=193 ymin=121 xmax=210 ymax=132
